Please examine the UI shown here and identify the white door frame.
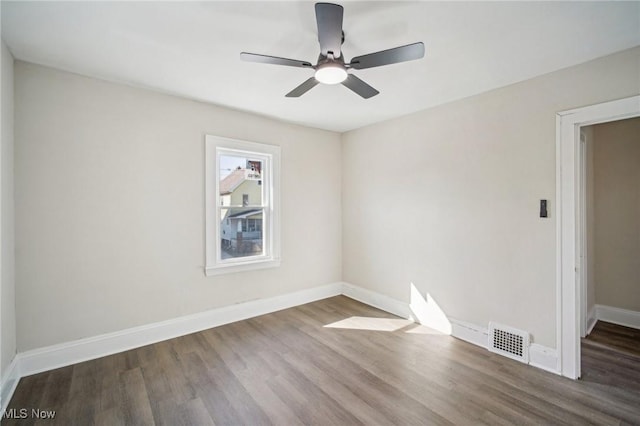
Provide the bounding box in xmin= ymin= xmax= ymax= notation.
xmin=578 ymin=130 xmax=588 ymax=339
xmin=556 ymin=95 xmax=640 ymax=379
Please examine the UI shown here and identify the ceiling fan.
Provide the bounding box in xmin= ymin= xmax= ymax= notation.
xmin=240 ymin=2 xmax=425 ymax=99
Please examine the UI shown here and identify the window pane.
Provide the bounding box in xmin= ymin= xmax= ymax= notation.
xmin=219 ymin=155 xmax=263 ymax=206
xmin=220 ymin=207 xmax=264 ymax=259
xmin=206 ymin=136 xmax=280 ymax=275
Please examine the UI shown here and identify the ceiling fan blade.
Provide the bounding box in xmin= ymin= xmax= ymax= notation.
xmin=341 ymin=74 xmax=379 ymax=99
xmin=240 ymin=52 xmax=313 ymax=68
xmin=349 ymin=42 xmax=425 ymax=70
xmin=315 ymin=3 xmax=344 ymax=58
xmin=286 ymin=77 xmax=319 ymax=97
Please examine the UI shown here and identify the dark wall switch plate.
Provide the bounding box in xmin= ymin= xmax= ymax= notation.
xmin=540 ymin=200 xmax=548 ymax=218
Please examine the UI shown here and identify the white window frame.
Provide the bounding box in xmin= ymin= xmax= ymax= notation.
xmin=205 ymin=135 xmax=281 ymax=276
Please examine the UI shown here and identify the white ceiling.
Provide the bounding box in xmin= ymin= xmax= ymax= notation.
xmin=2 ymin=1 xmax=639 ymax=132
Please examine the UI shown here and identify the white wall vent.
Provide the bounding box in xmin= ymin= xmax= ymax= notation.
xmin=488 ymin=322 xmax=530 ymax=363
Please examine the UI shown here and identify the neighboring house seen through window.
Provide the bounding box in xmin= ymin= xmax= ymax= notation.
xmin=205 ymin=135 xmax=281 ymax=275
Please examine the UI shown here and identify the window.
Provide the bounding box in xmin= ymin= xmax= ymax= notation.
xmin=205 ymin=135 xmax=280 ymax=275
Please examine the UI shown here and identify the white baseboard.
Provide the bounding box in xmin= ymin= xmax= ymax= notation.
xmin=529 ymin=344 xmax=560 ymax=374
xmin=1 ymin=356 xmax=20 ymax=413
xmin=18 ymin=282 xmax=342 ymax=378
xmin=450 ymin=318 xmax=488 ymax=348
xmin=586 ymin=305 xmax=597 ymax=335
xmin=341 ymin=282 xmax=411 ymax=319
xmin=595 ymin=304 xmax=640 ymax=330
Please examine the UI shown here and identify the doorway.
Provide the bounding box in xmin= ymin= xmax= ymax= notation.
xmin=556 ymin=95 xmax=640 ymax=379
xmin=579 ymin=117 xmax=640 ymax=383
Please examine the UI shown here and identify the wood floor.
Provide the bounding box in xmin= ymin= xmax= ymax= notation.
xmin=585 ymin=320 xmax=640 ymax=358
xmin=4 ymin=296 xmax=640 ymax=425
xmin=581 ymin=320 xmax=640 ymax=405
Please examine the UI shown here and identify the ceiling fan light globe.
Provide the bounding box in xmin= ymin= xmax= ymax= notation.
xmin=314 ymin=64 xmax=348 ymax=85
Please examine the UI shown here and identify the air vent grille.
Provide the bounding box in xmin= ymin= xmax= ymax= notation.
xmin=488 ymin=322 xmax=529 ymax=363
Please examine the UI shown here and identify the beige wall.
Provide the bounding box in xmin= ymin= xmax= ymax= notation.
xmin=11 ymin=46 xmax=640 ymax=354
xmin=593 ymin=117 xmax=640 ymax=312
xmin=1 ymin=40 xmax=17 ymax=375
xmin=14 ymin=62 xmax=342 ymax=351
xmin=342 ymin=47 xmax=640 ymax=348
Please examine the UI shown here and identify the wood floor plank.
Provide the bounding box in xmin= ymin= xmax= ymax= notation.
xmin=52 ymin=361 xmax=101 ymax=425
xmin=205 ymin=363 xmax=271 ymax=425
xmin=96 ymin=359 xmax=122 ymax=415
xmin=179 ymin=398 xmax=216 ymax=426
xmin=94 ymin=407 xmax=125 ymax=426
xmin=265 ymin=372 xmax=365 ymax=426
xmin=118 ymin=367 xmax=155 ymax=426
xmin=38 ymin=366 xmax=73 ymax=414
xmin=4 ymin=296 xmax=640 ymax=425
xmin=202 ymin=325 xmax=304 ymax=425
xmin=177 ymin=351 xmax=245 ymax=425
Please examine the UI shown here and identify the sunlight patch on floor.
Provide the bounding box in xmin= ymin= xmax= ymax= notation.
xmin=404 ymin=323 xmax=447 ymax=335
xmin=324 ymin=316 xmax=414 ymax=332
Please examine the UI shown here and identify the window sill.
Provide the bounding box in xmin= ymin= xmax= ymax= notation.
xmin=205 ymin=258 xmax=281 ymax=276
